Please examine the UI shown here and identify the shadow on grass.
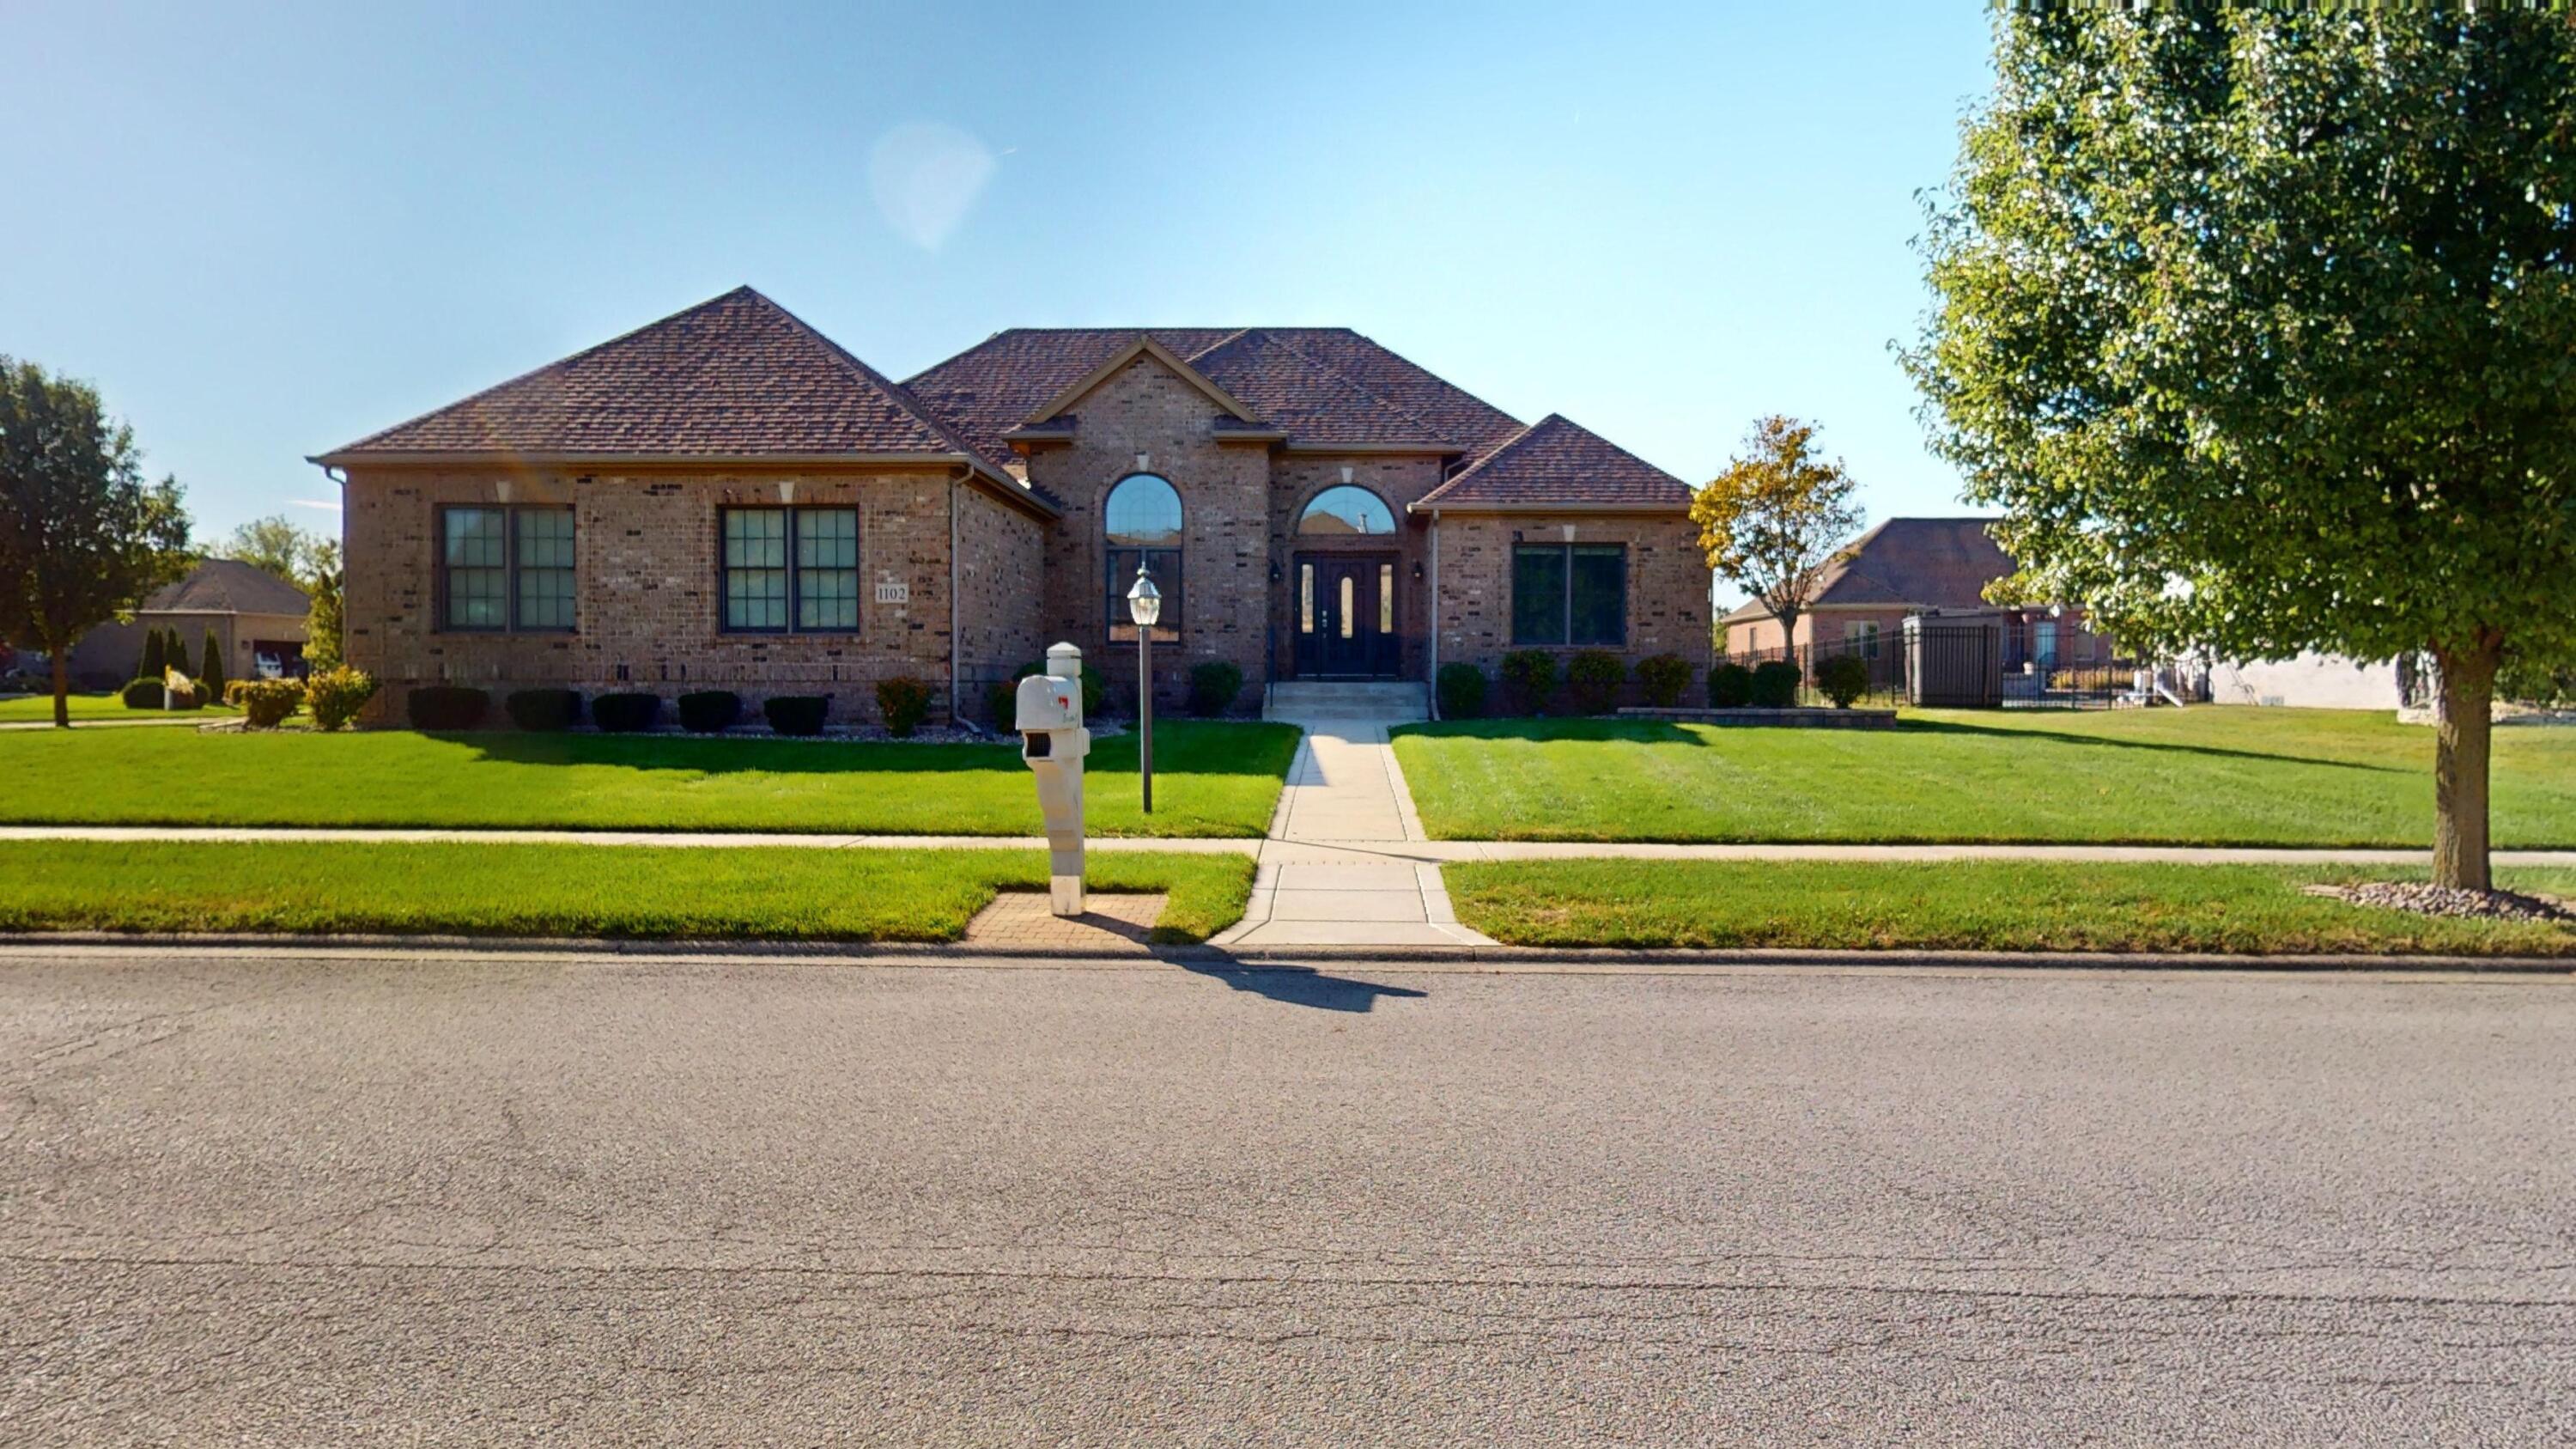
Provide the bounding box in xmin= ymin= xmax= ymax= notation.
xmin=1892 ymin=718 xmax=2405 ymax=772
xmin=1181 ymin=962 xmax=1430 ymax=1013
xmin=1393 ymin=719 xmax=1711 ymax=747
xmin=440 ymin=720 xmax=1295 ymax=781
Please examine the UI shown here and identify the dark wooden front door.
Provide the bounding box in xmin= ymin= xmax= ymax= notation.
xmin=1294 ymin=553 xmax=1399 ymax=677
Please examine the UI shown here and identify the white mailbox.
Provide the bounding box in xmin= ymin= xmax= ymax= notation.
xmin=1016 ymin=642 xmax=1091 ymax=916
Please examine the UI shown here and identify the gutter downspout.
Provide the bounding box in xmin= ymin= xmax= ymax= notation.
xmin=949 ymin=468 xmax=963 ymax=729
xmin=1426 ymin=508 xmax=1441 ymax=720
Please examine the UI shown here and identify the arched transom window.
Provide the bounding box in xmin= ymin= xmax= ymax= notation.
xmin=1104 ymin=472 xmax=1182 ymax=638
xmin=1297 ymin=485 xmax=1398 ymax=536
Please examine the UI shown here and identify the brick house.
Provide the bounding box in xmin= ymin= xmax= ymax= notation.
xmin=314 ymin=288 xmax=1709 ymax=725
xmin=1721 ymin=516 xmax=2107 ymax=671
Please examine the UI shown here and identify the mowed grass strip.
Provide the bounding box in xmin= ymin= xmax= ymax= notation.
xmin=1443 ymin=860 xmax=2576 ymax=956
xmin=0 ymin=720 xmax=1299 ymax=838
xmin=1391 ymin=708 xmax=2576 ymax=847
xmin=0 ymin=841 xmax=1256 ymax=944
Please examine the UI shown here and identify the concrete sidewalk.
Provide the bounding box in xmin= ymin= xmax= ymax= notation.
xmin=4 ymin=825 xmax=2572 ymax=868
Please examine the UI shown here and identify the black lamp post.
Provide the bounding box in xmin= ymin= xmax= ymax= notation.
xmin=1125 ymin=563 xmax=1162 ymax=813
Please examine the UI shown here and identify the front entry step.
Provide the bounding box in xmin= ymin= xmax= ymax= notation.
xmin=1265 ymin=680 xmax=1429 ymax=722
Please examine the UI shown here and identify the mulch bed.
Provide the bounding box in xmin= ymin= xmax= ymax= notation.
xmin=2306 ymin=880 xmax=2576 ymax=924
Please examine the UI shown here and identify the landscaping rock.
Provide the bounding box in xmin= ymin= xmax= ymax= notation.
xmin=2307 ymin=881 xmax=2575 ymax=923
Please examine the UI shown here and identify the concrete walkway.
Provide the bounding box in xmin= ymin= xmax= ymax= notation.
xmin=1212 ymin=708 xmax=1495 ymax=948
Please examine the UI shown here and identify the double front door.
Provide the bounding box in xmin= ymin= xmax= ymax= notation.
xmin=1295 ymin=553 xmax=1399 ymax=677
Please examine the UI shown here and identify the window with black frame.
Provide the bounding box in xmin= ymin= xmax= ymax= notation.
xmin=1510 ymin=542 xmax=1625 ymax=646
xmin=441 ymin=504 xmax=576 ymax=632
xmin=720 ymin=507 xmax=860 ymax=633
xmin=1104 ymin=473 xmax=1182 ymax=641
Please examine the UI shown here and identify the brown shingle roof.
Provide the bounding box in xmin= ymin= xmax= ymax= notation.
xmin=1722 ymin=517 xmax=2015 ymax=624
xmin=143 ymin=558 xmax=310 ymax=617
xmin=1413 ymin=414 xmax=1692 ymax=511
xmin=315 ymin=288 xmax=1027 ymax=490
xmin=902 ymin=326 xmax=1526 ymax=464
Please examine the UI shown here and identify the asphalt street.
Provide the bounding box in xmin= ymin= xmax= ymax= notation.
xmin=3 ymin=946 xmax=2572 ymax=1445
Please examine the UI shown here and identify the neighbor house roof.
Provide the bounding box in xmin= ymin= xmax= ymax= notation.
xmin=1411 ymin=414 xmax=1692 ymax=512
xmin=1721 ymin=517 xmax=2014 ymax=624
xmin=142 ymin=558 xmax=310 ymax=618
xmin=312 ymin=288 xmax=1048 ymax=514
xmin=903 ymin=326 xmax=1526 ymax=464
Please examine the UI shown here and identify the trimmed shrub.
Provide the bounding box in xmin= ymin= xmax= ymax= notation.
xmin=987 ymin=679 xmax=1019 ymax=733
xmin=591 ymin=692 xmax=662 ymax=734
xmin=1566 ymin=650 xmax=1625 ymax=715
xmin=1436 ymin=662 xmax=1487 ymax=720
xmin=764 ymin=694 xmax=830 ymax=736
xmin=677 ymin=690 xmax=742 ymax=734
xmin=406 ymin=685 xmax=490 ymax=731
xmin=121 ymin=678 xmax=162 ymax=710
xmin=238 ymin=679 xmax=304 ymax=729
xmin=1636 ymin=654 xmax=1692 ymax=709
xmin=504 ymin=688 xmax=583 ymax=732
xmin=198 ymin=630 xmax=226 ymax=700
xmin=1814 ymin=653 xmax=1871 ymax=709
xmin=306 ymin=667 xmax=377 ymax=731
xmin=137 ymin=630 xmax=165 ymax=683
xmin=1013 ymin=658 xmax=1106 ymax=719
xmin=1708 ymin=661 xmax=1753 ymax=709
xmin=877 ymin=676 xmax=933 ymax=737
xmin=1499 ymin=649 xmax=1559 ymax=715
xmin=1750 ymin=660 xmax=1802 ymax=709
xmin=1187 ymin=661 xmax=1244 ymax=717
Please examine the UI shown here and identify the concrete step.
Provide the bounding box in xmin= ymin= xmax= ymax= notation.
xmin=1264 ymin=680 xmax=1430 ymax=722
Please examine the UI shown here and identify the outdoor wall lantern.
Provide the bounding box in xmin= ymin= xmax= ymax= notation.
xmin=1126 ymin=563 xmax=1162 ymax=813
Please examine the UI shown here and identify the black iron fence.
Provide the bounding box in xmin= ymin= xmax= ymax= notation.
xmin=1720 ymin=620 xmax=2202 ymax=711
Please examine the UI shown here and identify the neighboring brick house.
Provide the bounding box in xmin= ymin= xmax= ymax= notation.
xmin=68 ymin=558 xmax=312 ymax=686
xmin=1720 ymin=516 xmax=2106 ymax=670
xmin=313 ymin=287 xmax=1709 ymax=724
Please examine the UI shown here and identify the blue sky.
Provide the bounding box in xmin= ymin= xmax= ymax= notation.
xmin=1 ymin=0 xmax=1995 ymax=545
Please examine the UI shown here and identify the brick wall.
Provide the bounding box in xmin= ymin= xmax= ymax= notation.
xmin=341 ymin=465 xmax=1026 ymax=727
xmin=954 ymin=482 xmax=1046 ymax=721
xmin=1429 ymin=512 xmax=1714 ymax=700
xmin=1022 ymin=355 xmax=1273 ymax=714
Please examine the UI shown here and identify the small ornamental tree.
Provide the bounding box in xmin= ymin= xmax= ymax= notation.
xmin=0 ymin=358 xmax=191 ymax=728
xmin=1909 ymin=6 xmax=2576 ymax=890
xmin=137 ymin=627 xmax=166 ymax=683
xmin=198 ymin=628 xmax=226 ymax=699
xmin=301 ymin=537 xmax=344 ymax=672
xmin=1691 ymin=416 xmax=1865 ymax=653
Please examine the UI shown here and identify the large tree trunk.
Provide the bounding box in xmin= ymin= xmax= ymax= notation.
xmin=47 ymin=646 xmax=70 ymax=729
xmin=2431 ymin=635 xmax=2502 ymax=891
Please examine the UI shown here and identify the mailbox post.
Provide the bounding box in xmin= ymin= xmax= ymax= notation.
xmin=1015 ymin=641 xmax=1091 ymax=916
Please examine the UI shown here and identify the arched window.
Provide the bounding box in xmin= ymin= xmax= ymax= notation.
xmin=1297 ymin=485 xmax=1397 ymax=536
xmin=1104 ymin=473 xmax=1182 ymax=638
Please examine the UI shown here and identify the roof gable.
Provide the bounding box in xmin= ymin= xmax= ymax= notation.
xmin=1020 ymin=334 xmax=1261 ymax=426
xmin=1813 ymin=518 xmax=2014 ymax=609
xmin=1413 ymin=414 xmax=1692 ymax=512
xmin=315 ymin=287 xmax=1017 ymax=478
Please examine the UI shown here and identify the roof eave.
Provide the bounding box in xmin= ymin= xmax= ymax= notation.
xmin=307 ymin=449 xmax=1060 ymax=521
xmin=1278 ymin=439 xmax=1455 ymax=454
xmin=1406 ymin=498 xmax=1692 ymax=517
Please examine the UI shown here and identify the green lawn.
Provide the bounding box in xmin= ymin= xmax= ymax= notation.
xmin=0 ymin=841 xmax=1255 ymax=944
xmin=1445 ymin=860 xmax=2576 ymax=956
xmin=1392 ymin=708 xmax=2576 ymax=846
xmin=0 ymin=691 xmax=233 ymax=723
xmin=0 ymin=720 xmax=1297 ymax=837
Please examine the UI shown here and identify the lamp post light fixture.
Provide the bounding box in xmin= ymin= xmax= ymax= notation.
xmin=1126 ymin=563 xmax=1162 ymax=813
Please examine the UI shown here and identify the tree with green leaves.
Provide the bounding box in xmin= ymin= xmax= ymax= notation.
xmin=0 ymin=358 xmax=191 ymax=728
xmin=221 ymin=514 xmax=326 ymax=584
xmin=301 ymin=535 xmax=345 ymax=672
xmin=1690 ymin=415 xmax=1865 ymax=654
xmin=1909 ymin=6 xmax=2576 ymax=891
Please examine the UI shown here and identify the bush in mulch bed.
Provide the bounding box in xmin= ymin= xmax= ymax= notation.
xmin=407 ymin=686 xmax=490 ymax=731
xmin=504 ymin=688 xmax=583 ymax=732
xmin=1708 ymin=662 xmax=1753 ymax=709
xmin=590 ymin=692 xmax=663 ymax=734
xmin=764 ymin=695 xmax=831 ymax=737
xmin=677 ymin=690 xmax=743 ymax=734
